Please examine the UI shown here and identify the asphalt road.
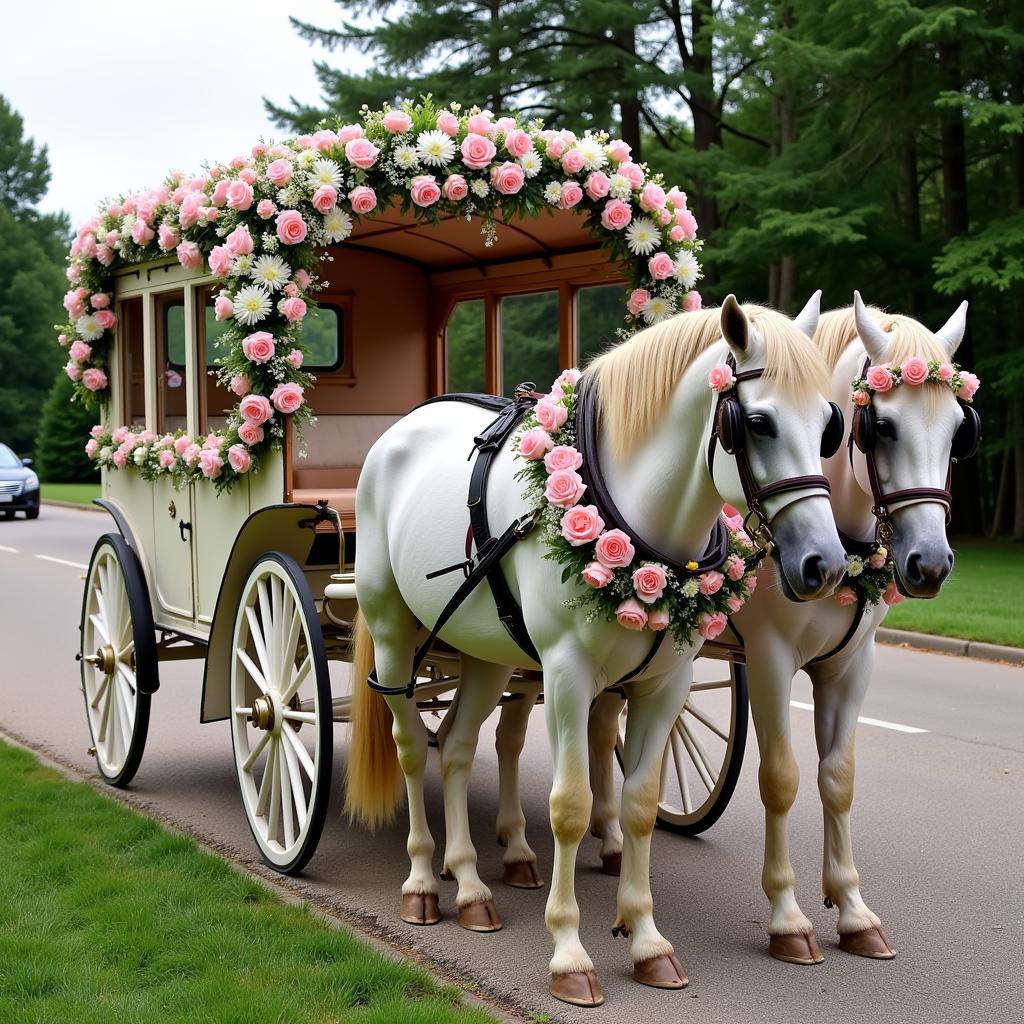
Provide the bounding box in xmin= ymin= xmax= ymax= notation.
xmin=1 ymin=505 xmax=1021 ymax=1024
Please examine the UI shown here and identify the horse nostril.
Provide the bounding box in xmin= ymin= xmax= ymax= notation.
xmin=801 ymin=554 xmax=826 ymax=593
xmin=906 ymin=551 xmax=924 ymax=586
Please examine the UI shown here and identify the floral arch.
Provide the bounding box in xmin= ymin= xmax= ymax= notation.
xmin=59 ymin=98 xmax=702 ymax=489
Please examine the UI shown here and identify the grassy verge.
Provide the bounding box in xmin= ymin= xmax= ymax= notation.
xmin=0 ymin=741 xmax=497 ymax=1024
xmin=884 ymin=539 xmax=1024 ymax=648
xmin=40 ymin=481 xmax=100 ymax=504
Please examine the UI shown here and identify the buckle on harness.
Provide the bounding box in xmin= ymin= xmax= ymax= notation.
xmin=743 ymin=505 xmax=774 ymax=553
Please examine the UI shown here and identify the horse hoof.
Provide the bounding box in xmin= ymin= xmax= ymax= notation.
xmin=400 ymin=892 xmax=441 ymax=926
xmin=769 ymin=930 xmax=824 ymax=965
xmin=838 ymin=926 xmax=896 ymax=959
xmin=600 ymin=851 xmax=621 ymax=876
xmin=457 ymin=898 xmax=503 ymax=932
xmin=633 ymin=952 xmax=688 ymax=989
xmin=503 ymin=859 xmax=544 ymax=889
xmin=549 ymin=970 xmax=604 ymax=1007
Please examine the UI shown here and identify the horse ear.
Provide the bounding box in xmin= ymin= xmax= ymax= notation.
xmin=853 ymin=290 xmax=890 ymax=364
xmin=793 ymin=289 xmax=821 ymax=340
xmin=721 ymin=294 xmax=749 ymax=355
xmin=935 ymin=300 xmax=968 ymax=357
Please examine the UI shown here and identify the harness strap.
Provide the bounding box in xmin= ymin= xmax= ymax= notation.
xmin=805 ymin=591 xmax=867 ymax=666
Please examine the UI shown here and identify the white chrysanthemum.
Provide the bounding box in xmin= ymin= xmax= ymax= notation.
xmin=251 ymin=254 xmax=292 ymax=291
xmin=323 ymin=207 xmax=354 ymax=243
xmin=296 ymin=149 xmax=318 ymax=169
xmin=75 ymin=314 xmax=104 ymax=341
xmin=416 ymin=130 xmax=456 ymax=167
xmin=847 ymin=555 xmax=864 ymax=577
xmin=577 ymin=137 xmax=607 ymax=171
xmin=261 ymin=233 xmax=279 ymax=252
xmin=471 ymin=179 xmax=490 ymax=198
xmin=641 ymin=294 xmax=676 ymax=324
xmin=232 ymin=285 xmax=273 ymax=326
xmin=307 ymin=158 xmax=344 ymax=189
xmin=133 ymin=446 xmax=148 ymax=466
xmin=672 ymin=250 xmax=700 ymax=288
xmin=394 ymin=145 xmax=419 ymax=170
xmin=543 ymin=181 xmax=563 ymax=204
xmin=518 ymin=151 xmax=541 ymax=177
xmin=681 ymin=578 xmax=700 ymax=598
xmin=609 ymin=173 xmax=633 ymax=200
xmin=232 ymin=253 xmax=254 ymax=276
xmin=625 ymin=217 xmax=660 ymax=256
xmin=277 ymin=187 xmax=296 ymax=206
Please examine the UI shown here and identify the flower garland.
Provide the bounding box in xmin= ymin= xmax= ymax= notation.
xmin=851 ymin=359 xmax=980 ymax=406
xmin=833 ymin=546 xmax=901 ymax=608
xmin=515 ymin=370 xmax=758 ymax=648
xmin=59 ymin=97 xmax=703 ymax=492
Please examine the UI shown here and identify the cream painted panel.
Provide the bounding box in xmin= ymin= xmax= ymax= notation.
xmin=249 ymin=448 xmax=287 ymax=512
xmin=103 ymin=470 xmax=157 ymax=595
xmin=150 ymin=477 xmax=195 ymax=623
xmin=192 ymin=478 xmax=253 ymax=625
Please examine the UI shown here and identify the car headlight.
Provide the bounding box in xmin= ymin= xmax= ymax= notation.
xmin=24 ymin=472 xmax=39 ymax=491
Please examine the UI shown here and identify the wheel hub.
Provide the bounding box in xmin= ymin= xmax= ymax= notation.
xmin=84 ymin=644 xmax=117 ymax=675
xmin=251 ymin=695 xmax=276 ymax=731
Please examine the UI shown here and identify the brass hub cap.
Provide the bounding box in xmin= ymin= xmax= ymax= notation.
xmin=251 ymin=696 xmax=275 ymax=731
xmin=96 ymin=645 xmax=116 ymax=675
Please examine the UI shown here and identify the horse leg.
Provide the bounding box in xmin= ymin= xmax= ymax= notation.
xmin=494 ymin=680 xmax=544 ymax=889
xmin=438 ymin=655 xmax=512 ymax=931
xmin=614 ymin=671 xmax=690 ymax=989
xmin=589 ymin=690 xmax=625 ymax=876
xmin=543 ymin=657 xmax=604 ymax=1007
xmin=810 ymin=649 xmax=896 ymax=959
xmin=746 ymin=641 xmax=822 ymax=965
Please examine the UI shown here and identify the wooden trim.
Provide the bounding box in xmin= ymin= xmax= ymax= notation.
xmin=283 ymin=417 xmax=294 ymax=502
xmin=559 ymin=281 xmax=574 ymax=369
xmin=183 ymin=285 xmax=199 ymax=437
xmin=484 ymin=292 xmax=500 ymax=395
xmin=307 ymin=291 xmax=357 ymax=384
xmin=142 ymin=293 xmax=156 ymax=433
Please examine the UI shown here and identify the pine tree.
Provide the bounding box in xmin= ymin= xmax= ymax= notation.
xmin=33 ymin=370 xmax=98 ymax=483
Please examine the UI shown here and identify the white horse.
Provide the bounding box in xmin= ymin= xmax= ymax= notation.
xmin=345 ymin=296 xmax=847 ymax=1006
xmin=497 ymin=295 xmax=972 ymax=968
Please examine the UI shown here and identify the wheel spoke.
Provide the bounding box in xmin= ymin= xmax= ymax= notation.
xmin=89 ymin=612 xmax=110 ymax=645
xmin=278 ymin=604 xmax=300 ymax=690
xmin=281 ymin=731 xmax=307 ymax=829
xmin=117 ymin=661 xmax=137 ymax=695
xmin=255 ymin=742 xmax=275 ymax=816
xmin=257 ymin=579 xmax=276 ymax=685
xmin=280 ymin=654 xmax=310 ymax=704
xmin=244 ymin=606 xmax=273 ymax=689
xmin=90 ymin=671 xmax=111 ymax=709
xmin=282 ymin=720 xmax=315 ymax=780
xmin=669 ymin=726 xmax=692 ymax=814
xmin=267 ymin=747 xmax=281 ymax=841
xmin=281 ymin=709 xmax=316 ymax=725
xmin=236 ymin=646 xmax=268 ymax=695
xmin=114 ymin=671 xmax=133 ymax=755
xmin=242 ymin=731 xmax=270 ymax=773
xmin=98 ymin=671 xmax=113 ymax=742
xmin=680 ymin=719 xmax=718 ymax=791
xmin=119 ymin=639 xmax=135 ymax=660
xmin=684 ymin=700 xmax=729 ymax=741
xmin=278 ymin=743 xmax=295 ymax=849
xmin=689 ymin=678 xmax=733 ymax=693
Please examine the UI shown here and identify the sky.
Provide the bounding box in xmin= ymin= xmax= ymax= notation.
xmin=1 ymin=0 xmax=366 ymax=229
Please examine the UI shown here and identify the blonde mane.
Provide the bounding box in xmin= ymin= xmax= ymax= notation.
xmin=588 ymin=305 xmax=831 ymax=458
xmin=816 ymin=306 xmax=948 ymax=368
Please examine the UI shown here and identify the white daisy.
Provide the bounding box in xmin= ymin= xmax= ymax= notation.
xmin=75 ymin=314 xmax=104 ymax=341
xmin=543 ymin=181 xmax=563 ymax=204
xmin=672 ymin=250 xmax=700 ymax=289
xmin=518 ymin=151 xmax=542 ymax=177
xmin=232 ymin=285 xmax=273 ymax=326
xmin=847 ymin=555 xmax=864 ymax=577
xmin=609 ymin=173 xmax=633 ymax=200
xmin=393 ymin=145 xmax=419 ymax=171
xmin=296 ymin=148 xmax=318 ymax=169
xmin=276 ymin=187 xmax=296 ymax=206
xmin=471 ymin=179 xmax=490 ymax=198
xmin=641 ymin=294 xmax=677 ymax=324
xmin=250 ymin=254 xmax=292 ymax=291
xmin=625 ymin=217 xmax=660 ymax=256
xmin=576 ymin=137 xmax=607 ymax=171
xmin=416 ymin=130 xmax=456 ymax=167
xmin=307 ymin=157 xmax=344 ymax=189
xmin=681 ymin=578 xmax=700 ymax=598
xmin=323 ymin=207 xmax=354 ymax=243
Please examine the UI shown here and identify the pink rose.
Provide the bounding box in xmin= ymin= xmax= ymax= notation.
xmin=65 ymin=362 xmax=81 ymax=381
xmin=627 ymin=288 xmax=650 ymax=315
xmin=227 ymin=444 xmax=252 ymax=474
xmin=337 ymin=124 xmax=363 ymax=144
xmin=270 ymin=382 xmax=304 ymax=414
xmin=311 ymin=129 xmax=338 ymax=152
xmin=171 ymin=435 xmax=189 ymax=456
xmin=535 ymin=398 xmax=568 ymax=433
xmin=382 ymin=109 xmax=413 ymax=133
xmin=544 ymin=445 xmax=583 ymax=473
xmin=726 ymin=595 xmax=744 ymax=614
xmin=199 ymin=449 xmax=224 ymax=479
xmin=294 ymin=269 xmax=311 ymax=291
xmin=868 ymin=552 xmax=887 ymax=570
xmin=239 ymin=394 xmax=272 ymax=425
xmin=85 ymin=438 xmax=99 ymax=459
xmin=226 ymin=180 xmax=254 ymax=211
xmin=82 ymin=367 xmax=107 ymax=392
xmin=639 ymin=183 xmax=666 ymax=212
xmin=158 ymin=449 xmax=175 ymax=469
xmin=677 ymin=210 xmax=698 ymax=239
xmin=504 ymin=128 xmax=533 ymax=157
xmin=410 ymin=175 xmax=441 ymax=207
xmin=544 ymin=134 xmax=566 ymax=159
xmin=214 ymin=294 xmax=234 ymax=321
xmin=616 ymin=598 xmax=648 ymax=631
xmin=882 ymin=581 xmax=905 ymax=606
xmin=561 ymin=149 xmax=586 ymax=175
xmin=467 ymin=113 xmax=492 ymax=135
xmin=210 ymin=179 xmax=231 ymax=206
xmin=607 ymin=140 xmax=631 ymax=163
xmin=866 ymin=365 xmax=893 ymax=392
xmin=230 ymin=374 xmax=250 ymax=397
xmin=345 ymin=138 xmax=379 ymax=170
xmin=279 ymin=296 xmax=307 ymax=322
xmin=683 ymin=290 xmax=702 ymax=312
xmin=276 ymin=210 xmax=308 ymax=245
xmin=725 ymin=554 xmax=746 ymax=582
xmin=669 ymin=225 xmax=685 ymax=242
xmin=544 ymin=469 xmax=586 ymax=508
xmin=698 ymin=611 xmax=728 ymax=640
xmin=436 ymin=111 xmax=460 ymax=136
xmin=349 ymin=185 xmax=377 ymax=214
xmin=957 ymin=372 xmax=980 ymax=401
xmin=518 ymin=426 xmax=554 ymax=460
xmin=69 ymin=340 xmax=92 ymax=362
xmin=595 ymin=529 xmax=635 ymax=569
xmin=699 ymin=571 xmax=724 ymax=596
xmin=131 ymin=219 xmax=154 ymax=245
xmin=585 ymin=171 xmax=610 ymax=201
xmin=95 ymin=244 xmax=114 ymax=266
xmin=112 ymin=447 xmax=128 ymax=469
xmin=94 ymin=310 xmax=116 ymax=329
xmin=937 ymin=363 xmax=954 ymax=381
xmin=225 ymin=224 xmax=254 ymax=256
xmin=491 ymin=162 xmax=525 ymax=195
xmin=283 ymin=283 xmax=298 ymax=297
xmin=257 ymin=199 xmax=276 ymax=219
xmin=665 ymin=186 xmax=687 ymax=209
xmin=266 ymin=159 xmax=293 ymax=186
xmin=176 ymin=241 xmax=202 ymax=271
xmin=90 ymin=424 xmax=104 ymax=439
xmin=554 ymin=368 xmax=581 ymax=389
xmin=443 ymin=174 xmax=468 ymax=201
xmin=708 ymin=363 xmax=736 ymax=392
xmin=178 ymin=193 xmax=203 ymax=228
xmin=835 ymin=586 xmax=857 ymax=606
xmin=242 ymin=331 xmax=275 ymax=364
xmin=601 ymin=199 xmax=632 ymax=230
xmin=558 ymin=181 xmax=583 ymax=209
xmin=157 ymin=225 xmax=179 ymax=251
xmin=901 ymin=356 xmax=929 ymax=386
xmin=648 ymin=252 xmax=674 ymax=280
xmin=311 ymin=185 xmax=337 ymax=213
xmin=209 ymin=244 xmax=233 ymax=277
xmin=632 ymin=563 xmax=668 ymax=603
xmin=853 ymin=389 xmax=871 ymax=407
xmin=237 ymin=420 xmax=264 ymax=445
xmin=560 ymin=505 xmax=605 ymax=546
xmin=619 ymin=161 xmax=645 ymax=188
xmin=582 ymin=562 xmax=614 ymax=588
xmin=460 ymin=133 xmax=497 ymax=169
xmin=287 ymin=348 xmax=303 ymax=368
xmin=649 ymin=609 xmax=670 ymax=631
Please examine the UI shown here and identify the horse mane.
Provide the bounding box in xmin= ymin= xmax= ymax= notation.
xmin=588 ymin=304 xmax=830 ymax=458
xmin=816 ymin=306 xmax=948 ymax=368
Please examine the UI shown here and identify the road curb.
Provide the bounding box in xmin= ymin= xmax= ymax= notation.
xmin=877 ymin=627 xmax=1024 ymax=666
xmin=42 ymin=498 xmax=104 ymax=513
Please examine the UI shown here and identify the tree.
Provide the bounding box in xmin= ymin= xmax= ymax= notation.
xmin=33 ymin=370 xmax=98 ymax=483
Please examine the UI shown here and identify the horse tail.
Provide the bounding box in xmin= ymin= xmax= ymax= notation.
xmin=344 ymin=610 xmax=404 ymax=830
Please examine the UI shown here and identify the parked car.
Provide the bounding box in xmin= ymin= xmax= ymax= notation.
xmin=0 ymin=444 xmax=40 ymax=519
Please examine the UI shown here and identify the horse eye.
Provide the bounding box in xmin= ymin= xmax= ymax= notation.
xmin=746 ymin=414 xmax=775 ymax=438
xmin=876 ymin=418 xmax=898 ymax=440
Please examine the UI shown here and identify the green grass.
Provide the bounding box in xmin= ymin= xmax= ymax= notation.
xmin=40 ymin=481 xmax=100 ymax=504
xmin=884 ymin=539 xmax=1024 ymax=647
xmin=0 ymin=741 xmax=497 ymax=1024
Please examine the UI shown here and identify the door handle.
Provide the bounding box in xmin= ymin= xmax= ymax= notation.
xmin=178 ymin=520 xmax=192 ymax=543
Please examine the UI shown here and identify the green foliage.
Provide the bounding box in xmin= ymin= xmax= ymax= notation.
xmin=33 ymin=371 xmax=98 ymax=483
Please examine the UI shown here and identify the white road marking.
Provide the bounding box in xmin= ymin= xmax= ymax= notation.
xmin=0 ymin=544 xmax=17 ymax=553
xmin=35 ymin=554 xmax=88 ymax=570
xmin=790 ymin=699 xmax=928 ymax=734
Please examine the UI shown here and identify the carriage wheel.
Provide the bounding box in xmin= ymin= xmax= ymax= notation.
xmin=230 ymin=552 xmax=333 ymax=874
xmin=79 ymin=533 xmax=156 ymax=787
xmin=616 ymin=661 xmax=748 ymax=836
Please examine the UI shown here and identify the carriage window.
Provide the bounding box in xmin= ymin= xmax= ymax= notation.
xmin=446 ymin=299 xmax=485 ymax=393
xmin=300 ymin=304 xmax=342 ymax=369
xmin=577 ymin=284 xmax=626 ymax=366
xmin=165 ymin=299 xmax=230 ymax=368
xmin=156 ymin=294 xmax=187 ymax=433
xmin=501 ymin=291 xmax=560 ymax=397
xmin=120 ymin=297 xmax=146 ymax=426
